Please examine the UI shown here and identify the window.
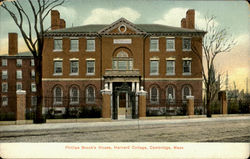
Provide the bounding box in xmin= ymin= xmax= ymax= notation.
xmin=31 ymin=83 xmax=36 ymax=92
xmin=2 ymin=96 xmax=8 ymax=106
xmin=166 ymin=38 xmax=175 ymax=51
xmin=16 ymin=59 xmax=22 ymax=67
xmin=53 ymin=38 xmax=62 ymax=51
xmin=70 ymin=87 xmax=79 ymax=104
xmin=70 ymin=39 xmax=79 ymax=51
xmin=150 ymin=38 xmax=159 ymax=51
xmin=86 ymin=86 xmax=95 ymax=103
xmin=53 ymin=86 xmax=63 ymax=105
xmin=150 ymin=60 xmax=159 ymax=75
xmin=16 ymin=70 xmax=22 ymax=79
xmin=166 ymin=85 xmax=175 ymax=103
xmin=31 ymin=96 xmax=37 ymax=106
xmin=31 ymin=59 xmax=35 ymax=66
xmin=183 ymin=38 xmax=191 ymax=51
xmin=182 ymin=86 xmax=191 ymax=100
xmin=183 ymin=60 xmax=191 ymax=75
xmin=86 ymin=60 xmax=95 ymax=75
xmin=166 ymin=60 xmax=175 ymax=75
xmin=16 ymin=82 xmax=22 ymax=90
xmin=70 ymin=60 xmax=79 ymax=75
xmin=2 ymin=70 xmax=7 ymax=80
xmin=150 ymin=87 xmax=159 ymax=103
xmin=54 ymin=61 xmax=63 ymax=75
xmin=2 ymin=83 xmax=8 ymax=92
xmin=31 ymin=70 xmax=35 ymax=80
xmin=2 ymin=59 xmax=7 ymax=66
xmin=112 ymin=51 xmax=133 ymax=70
xmin=86 ymin=39 xmax=95 ymax=51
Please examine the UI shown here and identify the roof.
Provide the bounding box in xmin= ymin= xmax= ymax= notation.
xmin=0 ymin=51 xmax=33 ymax=57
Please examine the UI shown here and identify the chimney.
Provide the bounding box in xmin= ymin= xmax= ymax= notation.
xmin=186 ymin=9 xmax=195 ymax=29
xmin=8 ymin=33 xmax=18 ymax=56
xmin=51 ymin=10 xmax=66 ymax=30
xmin=181 ymin=18 xmax=186 ymax=28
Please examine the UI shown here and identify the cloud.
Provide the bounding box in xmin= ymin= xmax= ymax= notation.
xmin=153 ymin=7 xmax=218 ymax=29
xmin=83 ymin=7 xmax=141 ymax=24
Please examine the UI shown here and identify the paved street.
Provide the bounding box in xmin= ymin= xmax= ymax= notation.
xmin=0 ymin=116 xmax=249 ymax=142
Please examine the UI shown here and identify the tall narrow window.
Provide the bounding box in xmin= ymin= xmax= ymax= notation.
xmin=166 ymin=38 xmax=175 ymax=51
xmin=31 ymin=83 xmax=36 ymax=92
xmin=2 ymin=96 xmax=8 ymax=106
xmin=86 ymin=86 xmax=95 ymax=103
xmin=183 ymin=60 xmax=191 ymax=75
xmin=54 ymin=60 xmax=63 ymax=75
xmin=150 ymin=60 xmax=159 ymax=75
xmin=166 ymin=60 xmax=175 ymax=75
xmin=70 ymin=38 xmax=79 ymax=51
xmin=16 ymin=82 xmax=22 ymax=90
xmin=183 ymin=38 xmax=191 ymax=51
xmin=54 ymin=38 xmax=62 ymax=51
xmin=70 ymin=87 xmax=79 ymax=104
xmin=2 ymin=59 xmax=7 ymax=66
xmin=86 ymin=39 xmax=95 ymax=51
xmin=150 ymin=38 xmax=159 ymax=51
xmin=182 ymin=86 xmax=191 ymax=100
xmin=70 ymin=60 xmax=79 ymax=75
xmin=16 ymin=70 xmax=22 ymax=79
xmin=31 ymin=59 xmax=35 ymax=66
xmin=31 ymin=70 xmax=35 ymax=80
xmin=54 ymin=86 xmax=63 ymax=105
xmin=1 ymin=83 xmax=8 ymax=93
xmin=2 ymin=70 xmax=7 ymax=80
xmin=86 ymin=60 xmax=95 ymax=75
xmin=150 ymin=87 xmax=159 ymax=103
xmin=166 ymin=85 xmax=175 ymax=103
xmin=16 ymin=59 xmax=22 ymax=67
xmin=31 ymin=96 xmax=37 ymax=106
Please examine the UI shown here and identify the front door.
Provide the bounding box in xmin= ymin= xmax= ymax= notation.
xmin=118 ymin=92 xmax=126 ymax=119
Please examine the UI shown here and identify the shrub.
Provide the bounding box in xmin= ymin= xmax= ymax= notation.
xmin=0 ymin=112 xmax=16 ymax=121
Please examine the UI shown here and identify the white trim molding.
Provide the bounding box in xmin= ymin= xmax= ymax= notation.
xmin=166 ymin=57 xmax=176 ymax=60
xmin=182 ymin=57 xmax=192 ymax=60
xmin=144 ymin=78 xmax=202 ymax=81
xmin=42 ymin=78 xmax=101 ymax=81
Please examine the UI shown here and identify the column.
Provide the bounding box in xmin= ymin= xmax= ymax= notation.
xmin=16 ymin=90 xmax=26 ymax=122
xmin=136 ymin=82 xmax=140 ymax=92
xmin=132 ymin=82 xmax=135 ymax=92
xmin=110 ymin=82 xmax=113 ymax=119
xmin=186 ymin=96 xmax=194 ymax=115
xmin=101 ymin=84 xmax=112 ymax=118
xmin=219 ymin=91 xmax=227 ymax=114
xmin=136 ymin=86 xmax=147 ymax=118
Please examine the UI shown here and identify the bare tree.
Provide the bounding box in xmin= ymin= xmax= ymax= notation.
xmin=1 ymin=0 xmax=65 ymax=123
xmin=192 ymin=16 xmax=236 ymax=117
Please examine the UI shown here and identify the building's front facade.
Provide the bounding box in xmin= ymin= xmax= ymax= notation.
xmin=42 ymin=9 xmax=205 ymax=119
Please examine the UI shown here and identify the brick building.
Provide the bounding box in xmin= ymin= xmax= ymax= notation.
xmin=42 ymin=9 xmax=205 ymax=119
xmin=0 ymin=33 xmax=36 ymax=119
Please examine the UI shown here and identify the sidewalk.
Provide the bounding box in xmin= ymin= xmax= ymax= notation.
xmin=0 ymin=115 xmax=249 ymax=132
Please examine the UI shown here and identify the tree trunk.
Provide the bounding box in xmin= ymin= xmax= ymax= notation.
xmin=206 ymin=85 xmax=212 ymax=117
xmin=34 ymin=56 xmax=45 ymax=123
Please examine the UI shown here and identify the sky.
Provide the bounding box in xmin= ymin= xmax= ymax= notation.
xmin=0 ymin=0 xmax=249 ymax=91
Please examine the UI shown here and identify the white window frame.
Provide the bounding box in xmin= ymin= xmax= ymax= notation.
xmin=150 ymin=60 xmax=159 ymax=76
xmin=70 ymin=60 xmax=79 ymax=75
xmin=86 ymin=38 xmax=95 ymax=52
xmin=182 ymin=86 xmax=192 ymax=100
xmin=150 ymin=87 xmax=159 ymax=104
xmin=150 ymin=37 xmax=159 ymax=52
xmin=86 ymin=86 xmax=95 ymax=104
xmin=86 ymin=60 xmax=95 ymax=75
xmin=16 ymin=59 xmax=22 ymax=67
xmin=2 ymin=82 xmax=8 ymax=93
xmin=182 ymin=37 xmax=191 ymax=51
xmin=16 ymin=82 xmax=22 ymax=90
xmin=70 ymin=38 xmax=79 ymax=52
xmin=53 ymin=86 xmax=63 ymax=105
xmin=2 ymin=96 xmax=8 ymax=106
xmin=31 ymin=69 xmax=35 ymax=80
xmin=166 ymin=60 xmax=175 ymax=75
xmin=31 ymin=96 xmax=37 ymax=106
xmin=183 ymin=60 xmax=192 ymax=75
xmin=166 ymin=38 xmax=175 ymax=51
xmin=53 ymin=60 xmax=63 ymax=76
xmin=16 ymin=70 xmax=22 ymax=80
xmin=2 ymin=59 xmax=7 ymax=66
xmin=53 ymin=38 xmax=63 ymax=52
xmin=31 ymin=59 xmax=35 ymax=66
xmin=166 ymin=85 xmax=175 ymax=103
xmin=31 ymin=83 xmax=36 ymax=92
xmin=2 ymin=70 xmax=8 ymax=80
xmin=70 ymin=87 xmax=79 ymax=105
